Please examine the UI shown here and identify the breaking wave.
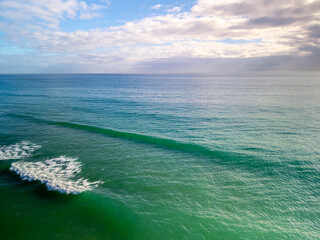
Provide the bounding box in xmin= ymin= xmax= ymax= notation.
xmin=10 ymin=156 xmax=101 ymax=194
xmin=0 ymin=141 xmax=41 ymax=160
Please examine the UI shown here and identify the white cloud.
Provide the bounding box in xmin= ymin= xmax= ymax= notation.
xmin=0 ymin=0 xmax=106 ymax=29
xmin=167 ymin=6 xmax=181 ymax=13
xmin=150 ymin=4 xmax=163 ymax=10
xmin=99 ymin=0 xmax=111 ymax=6
xmin=79 ymin=12 xmax=102 ymax=19
xmin=119 ymin=41 xmax=295 ymax=60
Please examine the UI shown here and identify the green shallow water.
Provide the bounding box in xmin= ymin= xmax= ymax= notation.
xmin=0 ymin=74 xmax=320 ymax=239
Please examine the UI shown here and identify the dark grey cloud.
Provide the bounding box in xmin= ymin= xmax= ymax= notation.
xmin=194 ymin=0 xmax=320 ymax=29
xmin=134 ymin=51 xmax=320 ymax=74
xmin=247 ymin=16 xmax=308 ymax=27
xmin=308 ymin=24 xmax=320 ymax=39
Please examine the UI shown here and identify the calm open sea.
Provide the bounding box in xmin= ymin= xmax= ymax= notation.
xmin=0 ymin=74 xmax=319 ymax=239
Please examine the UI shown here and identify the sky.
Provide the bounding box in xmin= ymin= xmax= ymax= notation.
xmin=0 ymin=0 xmax=319 ymax=74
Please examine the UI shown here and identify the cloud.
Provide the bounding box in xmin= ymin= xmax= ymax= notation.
xmin=0 ymin=0 xmax=106 ymax=29
xmin=0 ymin=0 xmax=320 ymax=73
xmin=99 ymin=0 xmax=111 ymax=6
xmin=167 ymin=6 xmax=181 ymax=13
xmin=79 ymin=12 xmax=102 ymax=20
xmin=150 ymin=4 xmax=163 ymax=10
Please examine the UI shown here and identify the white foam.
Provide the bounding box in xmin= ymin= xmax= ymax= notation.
xmin=10 ymin=156 xmax=101 ymax=194
xmin=0 ymin=141 xmax=41 ymax=160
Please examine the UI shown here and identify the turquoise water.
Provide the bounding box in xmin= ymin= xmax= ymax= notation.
xmin=0 ymin=74 xmax=319 ymax=239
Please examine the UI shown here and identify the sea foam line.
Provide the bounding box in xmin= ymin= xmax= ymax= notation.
xmin=10 ymin=156 xmax=101 ymax=194
xmin=0 ymin=141 xmax=41 ymax=160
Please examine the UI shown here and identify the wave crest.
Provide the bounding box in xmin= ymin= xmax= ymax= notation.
xmin=10 ymin=156 xmax=101 ymax=194
xmin=0 ymin=141 xmax=41 ymax=160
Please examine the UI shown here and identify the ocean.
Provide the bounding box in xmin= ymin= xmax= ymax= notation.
xmin=0 ymin=74 xmax=319 ymax=239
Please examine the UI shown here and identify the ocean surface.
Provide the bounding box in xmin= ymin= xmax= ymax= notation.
xmin=0 ymin=74 xmax=319 ymax=240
